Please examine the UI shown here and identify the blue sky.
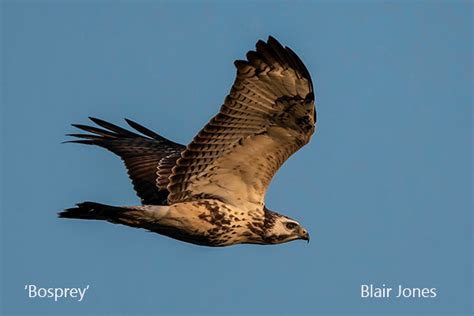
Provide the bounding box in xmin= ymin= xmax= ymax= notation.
xmin=1 ymin=1 xmax=472 ymax=316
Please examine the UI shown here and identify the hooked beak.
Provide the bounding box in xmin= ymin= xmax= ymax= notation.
xmin=300 ymin=229 xmax=310 ymax=243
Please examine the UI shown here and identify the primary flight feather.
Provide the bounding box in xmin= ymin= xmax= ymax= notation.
xmin=60 ymin=36 xmax=316 ymax=247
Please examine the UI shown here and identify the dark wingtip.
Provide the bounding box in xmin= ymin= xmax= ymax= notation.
xmin=88 ymin=116 xmax=107 ymax=126
xmin=267 ymin=35 xmax=278 ymax=44
xmin=255 ymin=39 xmax=267 ymax=52
xmin=63 ymin=140 xmax=96 ymax=145
xmin=87 ymin=116 xmax=104 ymax=127
xmin=234 ymin=60 xmax=248 ymax=68
xmin=124 ymin=118 xmax=164 ymax=140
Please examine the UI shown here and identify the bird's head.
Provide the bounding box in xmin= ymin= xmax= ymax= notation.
xmin=262 ymin=208 xmax=310 ymax=244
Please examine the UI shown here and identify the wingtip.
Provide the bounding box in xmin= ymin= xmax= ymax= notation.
xmin=88 ymin=116 xmax=104 ymax=125
xmin=234 ymin=59 xmax=249 ymax=69
xmin=255 ymin=39 xmax=267 ymax=49
xmin=88 ymin=116 xmax=112 ymax=127
xmin=124 ymin=118 xmax=135 ymax=126
xmin=267 ymin=35 xmax=278 ymax=44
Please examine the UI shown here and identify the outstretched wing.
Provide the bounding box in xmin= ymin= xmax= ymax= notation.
xmin=67 ymin=117 xmax=185 ymax=205
xmin=168 ymin=36 xmax=315 ymax=208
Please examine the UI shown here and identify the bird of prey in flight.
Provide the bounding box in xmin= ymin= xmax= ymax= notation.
xmin=60 ymin=36 xmax=316 ymax=247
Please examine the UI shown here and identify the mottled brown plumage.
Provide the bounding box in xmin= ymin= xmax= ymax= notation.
xmin=60 ymin=36 xmax=315 ymax=247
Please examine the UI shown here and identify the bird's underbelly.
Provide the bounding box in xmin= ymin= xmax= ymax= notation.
xmin=146 ymin=199 xmax=262 ymax=247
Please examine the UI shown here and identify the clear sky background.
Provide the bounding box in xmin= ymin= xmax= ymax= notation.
xmin=1 ymin=1 xmax=472 ymax=316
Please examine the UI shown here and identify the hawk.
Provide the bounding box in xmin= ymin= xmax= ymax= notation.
xmin=59 ymin=36 xmax=316 ymax=247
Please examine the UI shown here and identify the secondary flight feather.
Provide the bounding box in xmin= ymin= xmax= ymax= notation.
xmin=60 ymin=36 xmax=316 ymax=247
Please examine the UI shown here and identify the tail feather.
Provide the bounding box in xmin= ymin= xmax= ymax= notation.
xmin=58 ymin=202 xmax=122 ymax=220
xmin=59 ymin=202 xmax=158 ymax=232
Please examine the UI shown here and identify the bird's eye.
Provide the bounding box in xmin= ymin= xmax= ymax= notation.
xmin=285 ymin=222 xmax=298 ymax=230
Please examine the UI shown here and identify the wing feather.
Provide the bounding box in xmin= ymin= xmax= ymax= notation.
xmin=167 ymin=36 xmax=316 ymax=207
xmin=67 ymin=117 xmax=185 ymax=205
